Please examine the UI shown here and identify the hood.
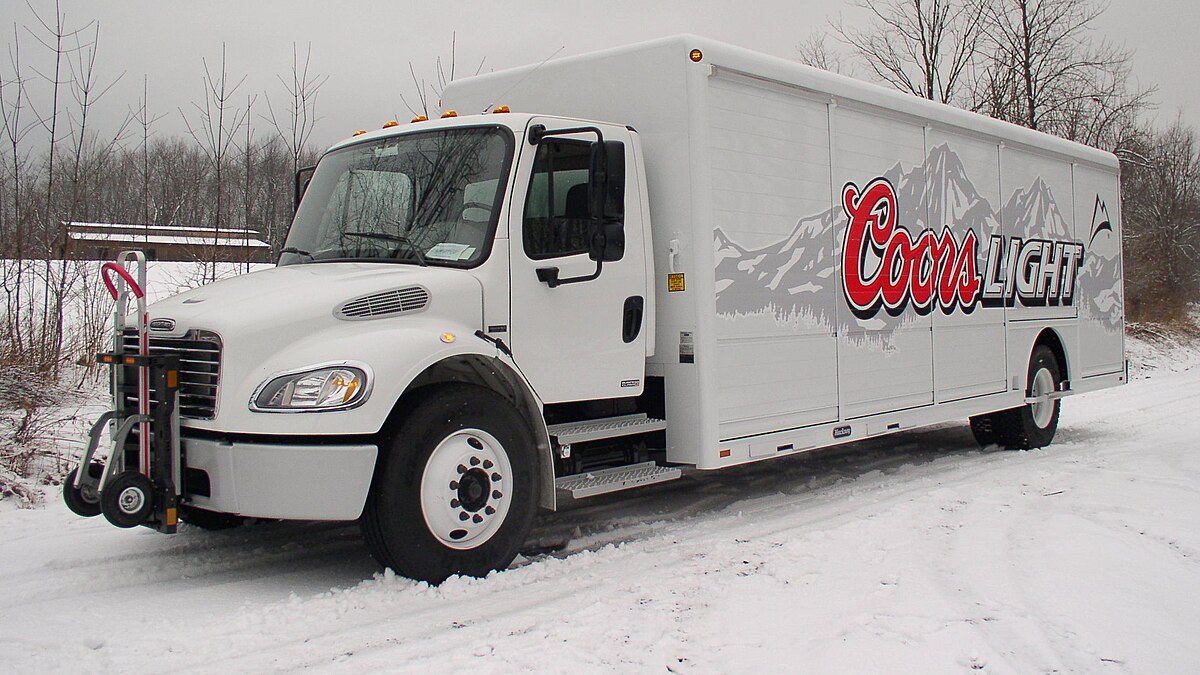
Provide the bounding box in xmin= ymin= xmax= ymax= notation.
xmin=147 ymin=263 xmax=484 ymax=340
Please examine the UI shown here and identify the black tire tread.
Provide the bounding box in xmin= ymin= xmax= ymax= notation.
xmin=360 ymin=383 xmax=539 ymax=584
xmin=973 ymin=345 xmax=1061 ymax=450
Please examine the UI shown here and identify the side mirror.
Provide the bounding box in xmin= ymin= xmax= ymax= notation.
xmin=587 ymin=140 xmax=625 ymax=263
xmin=589 ymin=219 xmax=625 ymax=262
xmin=294 ymin=165 xmax=316 ymax=213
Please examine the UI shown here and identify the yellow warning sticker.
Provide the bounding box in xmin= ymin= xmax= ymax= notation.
xmin=667 ymin=273 xmax=685 ymax=292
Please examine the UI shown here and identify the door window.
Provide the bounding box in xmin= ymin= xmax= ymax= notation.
xmin=523 ymin=139 xmax=625 ymax=260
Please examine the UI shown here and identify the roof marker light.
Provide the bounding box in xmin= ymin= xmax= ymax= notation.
xmin=441 ymin=110 xmax=458 ymax=118
xmin=411 ymin=115 xmax=429 ymax=123
xmin=493 ymin=105 xmax=511 ymax=114
xmin=382 ymin=120 xmax=399 ymax=129
xmin=352 ymin=129 xmax=367 ymax=136
xmin=689 ymin=49 xmax=703 ymax=62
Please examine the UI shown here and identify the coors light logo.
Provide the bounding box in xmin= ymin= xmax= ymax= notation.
xmin=840 ymin=176 xmax=1084 ymax=320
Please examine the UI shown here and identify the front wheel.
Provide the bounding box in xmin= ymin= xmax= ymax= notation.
xmin=361 ymin=385 xmax=539 ymax=584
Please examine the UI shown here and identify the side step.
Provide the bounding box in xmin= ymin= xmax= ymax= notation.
xmin=546 ymin=413 xmax=667 ymax=447
xmin=555 ymin=461 xmax=682 ymax=499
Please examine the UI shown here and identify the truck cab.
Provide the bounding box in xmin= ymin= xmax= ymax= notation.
xmin=113 ymin=112 xmax=662 ymax=582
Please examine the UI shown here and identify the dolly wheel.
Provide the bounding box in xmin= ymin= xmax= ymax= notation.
xmin=101 ymin=472 xmax=156 ymax=528
xmin=63 ymin=462 xmax=104 ymax=518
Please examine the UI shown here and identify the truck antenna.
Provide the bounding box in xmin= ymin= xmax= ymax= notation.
xmin=482 ymin=46 xmax=565 ymax=113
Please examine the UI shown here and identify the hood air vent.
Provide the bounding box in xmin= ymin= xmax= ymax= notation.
xmin=336 ymin=286 xmax=429 ymax=320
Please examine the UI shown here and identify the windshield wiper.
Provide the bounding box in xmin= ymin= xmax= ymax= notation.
xmin=344 ymin=231 xmax=428 ymax=266
xmin=279 ymin=246 xmax=313 ymax=259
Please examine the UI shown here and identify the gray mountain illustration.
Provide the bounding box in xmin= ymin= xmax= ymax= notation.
xmin=1001 ymin=178 xmax=1070 ymax=241
xmin=713 ymin=143 xmax=1121 ymax=341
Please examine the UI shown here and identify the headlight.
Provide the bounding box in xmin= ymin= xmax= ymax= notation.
xmin=250 ymin=364 xmax=370 ymax=412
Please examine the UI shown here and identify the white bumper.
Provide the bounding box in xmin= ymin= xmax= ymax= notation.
xmin=183 ymin=437 xmax=378 ymax=520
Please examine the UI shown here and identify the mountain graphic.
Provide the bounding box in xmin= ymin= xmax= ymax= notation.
xmin=1001 ymin=177 xmax=1070 ymax=241
xmin=713 ymin=143 xmax=1120 ymax=342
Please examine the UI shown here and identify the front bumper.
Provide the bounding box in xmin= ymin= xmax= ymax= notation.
xmin=183 ymin=437 xmax=378 ymax=520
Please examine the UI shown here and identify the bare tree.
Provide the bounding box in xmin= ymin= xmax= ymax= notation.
xmin=263 ymin=43 xmax=325 ymax=254
xmin=398 ymin=33 xmax=487 ymax=119
xmin=1121 ymin=118 xmax=1200 ymax=321
xmin=241 ymin=93 xmax=255 ymax=272
xmin=833 ymin=0 xmax=985 ymax=104
xmin=1 ymin=25 xmax=33 ymax=359
xmin=180 ymin=44 xmax=247 ymax=282
xmin=131 ymin=75 xmax=164 ymax=226
xmin=796 ymin=30 xmax=854 ymax=75
xmin=971 ymin=0 xmax=1152 ymax=147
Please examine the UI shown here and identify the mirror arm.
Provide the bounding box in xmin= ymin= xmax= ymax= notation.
xmin=536 ymin=261 xmax=603 ymax=289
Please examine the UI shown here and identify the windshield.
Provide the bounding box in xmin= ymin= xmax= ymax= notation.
xmin=281 ymin=126 xmax=514 ymax=267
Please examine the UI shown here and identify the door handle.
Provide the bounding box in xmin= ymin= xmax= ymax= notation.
xmin=622 ymin=296 xmax=644 ymax=343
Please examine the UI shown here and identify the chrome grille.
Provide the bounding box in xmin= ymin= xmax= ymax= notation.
xmin=336 ymin=286 xmax=429 ymax=320
xmin=121 ymin=329 xmax=221 ymax=419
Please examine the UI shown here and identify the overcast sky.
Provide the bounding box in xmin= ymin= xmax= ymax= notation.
xmin=0 ymin=0 xmax=1195 ymax=151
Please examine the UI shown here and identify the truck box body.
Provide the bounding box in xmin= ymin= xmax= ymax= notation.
xmin=443 ymin=35 xmax=1125 ymax=469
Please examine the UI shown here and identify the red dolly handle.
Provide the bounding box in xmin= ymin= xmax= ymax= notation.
xmin=101 ymin=262 xmax=144 ymax=300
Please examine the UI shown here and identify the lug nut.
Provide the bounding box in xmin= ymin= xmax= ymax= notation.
xmin=459 ymin=512 xmax=470 ymax=521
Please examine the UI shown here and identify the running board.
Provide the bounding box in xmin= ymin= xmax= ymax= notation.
xmin=546 ymin=413 xmax=667 ymax=447
xmin=555 ymin=462 xmax=682 ymax=499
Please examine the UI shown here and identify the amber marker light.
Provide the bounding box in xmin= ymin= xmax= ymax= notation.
xmin=440 ymin=332 xmax=457 ymax=344
xmin=441 ymin=110 xmax=458 ymax=118
xmin=382 ymin=120 xmax=399 ymax=129
xmin=493 ymin=105 xmax=511 ymax=113
xmin=411 ymin=115 xmax=429 ymax=123
xmin=689 ymin=49 xmax=703 ymax=62
xmin=352 ymin=129 xmax=367 ymax=136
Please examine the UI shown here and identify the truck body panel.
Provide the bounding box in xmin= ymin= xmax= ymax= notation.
xmin=442 ymin=34 xmax=1125 ymax=471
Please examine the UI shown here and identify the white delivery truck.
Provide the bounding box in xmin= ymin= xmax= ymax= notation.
xmin=65 ymin=35 xmax=1126 ymax=583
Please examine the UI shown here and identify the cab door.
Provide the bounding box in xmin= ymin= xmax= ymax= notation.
xmin=507 ymin=118 xmax=647 ymax=404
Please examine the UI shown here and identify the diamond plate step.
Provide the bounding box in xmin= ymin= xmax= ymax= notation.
xmin=554 ymin=461 xmax=682 ymax=499
xmin=546 ymin=414 xmax=667 ymax=446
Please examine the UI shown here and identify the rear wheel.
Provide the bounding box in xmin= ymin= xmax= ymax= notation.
xmin=970 ymin=345 xmax=1061 ymax=450
xmin=361 ymin=385 xmax=539 ymax=584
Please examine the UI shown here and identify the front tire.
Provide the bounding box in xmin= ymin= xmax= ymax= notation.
xmin=361 ymin=385 xmax=539 ymax=584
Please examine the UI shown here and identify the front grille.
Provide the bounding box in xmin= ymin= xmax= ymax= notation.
xmin=121 ymin=329 xmax=222 ymax=419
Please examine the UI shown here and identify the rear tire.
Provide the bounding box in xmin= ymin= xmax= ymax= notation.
xmin=361 ymin=385 xmax=539 ymax=584
xmin=972 ymin=345 xmax=1061 ymax=450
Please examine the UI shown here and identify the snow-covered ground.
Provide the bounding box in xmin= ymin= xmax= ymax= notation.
xmin=2 ymin=339 xmax=1198 ymax=673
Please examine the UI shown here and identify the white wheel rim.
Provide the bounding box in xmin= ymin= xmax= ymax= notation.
xmin=118 ymin=486 xmax=145 ymax=515
xmin=420 ymin=428 xmax=513 ymax=550
xmin=1030 ymin=367 xmax=1056 ymax=429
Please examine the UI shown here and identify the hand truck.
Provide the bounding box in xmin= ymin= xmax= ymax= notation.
xmin=63 ymin=251 xmax=183 ymax=532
